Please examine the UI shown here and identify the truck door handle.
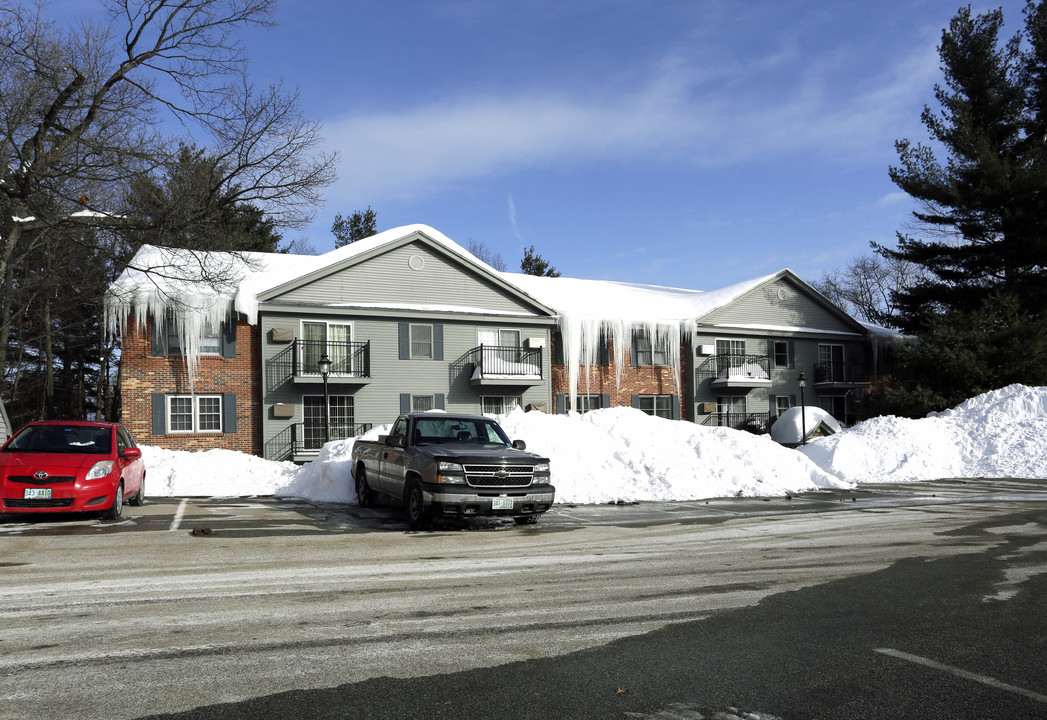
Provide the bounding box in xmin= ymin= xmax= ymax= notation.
xmin=382 ymin=452 xmax=388 ymax=459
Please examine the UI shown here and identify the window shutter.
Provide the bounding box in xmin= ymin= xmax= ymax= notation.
xmin=631 ymin=394 xmax=640 ymax=409
xmin=435 ymin=393 xmax=445 ymax=410
xmin=788 ymin=340 xmax=796 ymax=368
xmin=770 ymin=395 xmax=778 ymax=416
xmin=433 ymin=324 xmax=444 ymax=361
xmin=553 ymin=331 xmax=564 ymax=365
xmin=398 ymin=323 xmax=410 ymax=360
xmin=671 ymin=395 xmax=681 ymax=420
xmin=790 ymin=394 xmax=797 ymax=406
xmin=630 ymin=334 xmax=638 ymax=367
xmin=400 ymin=393 xmax=411 ymax=414
xmin=598 ymin=335 xmax=610 ymax=366
xmin=556 ymin=394 xmax=566 ymax=414
xmin=151 ymin=319 xmax=167 ymax=357
xmin=222 ymin=393 xmax=237 ymax=433
xmin=600 ymin=394 xmax=611 ymax=409
xmin=767 ymin=338 xmax=775 ymax=360
xmin=151 ymin=394 xmax=166 ymax=434
xmin=221 ymin=320 xmax=236 ymax=358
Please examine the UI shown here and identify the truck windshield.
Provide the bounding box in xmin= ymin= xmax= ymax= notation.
xmin=413 ymin=418 xmax=512 ymax=446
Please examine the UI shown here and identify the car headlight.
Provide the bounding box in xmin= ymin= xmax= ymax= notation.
xmin=436 ymin=461 xmax=464 ymax=483
xmin=86 ymin=461 xmax=114 ymax=481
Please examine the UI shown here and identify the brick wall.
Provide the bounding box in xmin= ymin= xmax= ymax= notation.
xmin=119 ymin=316 xmax=262 ymax=455
xmin=550 ymin=336 xmax=691 ymax=421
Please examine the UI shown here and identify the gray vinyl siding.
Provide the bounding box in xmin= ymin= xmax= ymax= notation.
xmin=268 ymin=241 xmax=540 ymax=316
xmin=700 ymin=278 xmax=858 ymax=335
xmin=259 ymin=312 xmax=553 ymax=460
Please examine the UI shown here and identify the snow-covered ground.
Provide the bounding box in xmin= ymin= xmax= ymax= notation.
xmin=143 ymin=384 xmax=1047 ymax=504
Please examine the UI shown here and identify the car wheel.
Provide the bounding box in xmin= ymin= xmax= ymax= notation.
xmin=355 ymin=467 xmax=372 ymax=508
xmin=128 ymin=475 xmax=145 ymax=506
xmin=406 ymin=481 xmax=432 ymax=530
xmin=513 ymin=515 xmax=539 ymax=525
xmin=104 ymin=482 xmax=124 ymax=520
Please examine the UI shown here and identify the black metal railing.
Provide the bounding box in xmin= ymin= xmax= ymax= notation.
xmin=699 ymin=412 xmax=771 ymax=434
xmin=291 ymin=422 xmax=373 ymax=455
xmin=696 ymin=354 xmax=771 ymax=382
xmin=813 ymin=361 xmax=868 ymax=385
xmin=468 ymin=345 xmax=542 ymax=379
xmin=295 ymin=339 xmax=371 ymax=378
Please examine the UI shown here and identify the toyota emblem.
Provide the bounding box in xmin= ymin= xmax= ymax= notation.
xmin=33 ymin=471 xmax=49 ymax=480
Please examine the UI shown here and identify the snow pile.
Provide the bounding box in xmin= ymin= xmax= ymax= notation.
xmin=140 ymin=385 xmax=1047 ymax=504
xmin=800 ymin=384 xmax=1047 ymax=482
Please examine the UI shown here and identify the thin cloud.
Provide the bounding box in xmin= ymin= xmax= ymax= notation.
xmin=507 ymin=193 xmax=521 ymax=239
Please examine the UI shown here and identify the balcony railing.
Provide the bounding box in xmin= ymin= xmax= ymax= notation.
xmin=468 ymin=345 xmax=543 ymax=381
xmin=268 ymin=340 xmax=371 ymax=390
xmin=265 ymin=422 xmax=374 ymax=460
xmin=699 ymin=412 xmax=771 ymax=434
xmin=813 ymin=361 xmax=869 ymax=385
xmin=696 ymin=354 xmax=772 ymax=386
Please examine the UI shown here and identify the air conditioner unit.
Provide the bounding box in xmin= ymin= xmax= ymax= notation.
xmin=698 ymin=402 xmax=717 ymax=413
xmin=272 ymin=403 xmax=295 ymax=419
xmin=525 ymin=337 xmax=546 ymax=349
xmin=697 ymin=344 xmax=715 ymax=356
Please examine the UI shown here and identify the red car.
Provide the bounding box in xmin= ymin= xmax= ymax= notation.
xmin=0 ymin=421 xmax=145 ymax=519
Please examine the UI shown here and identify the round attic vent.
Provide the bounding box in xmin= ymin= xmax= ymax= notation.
xmin=409 ymin=255 xmax=426 ymax=271
xmin=777 ymin=287 xmax=788 ymax=301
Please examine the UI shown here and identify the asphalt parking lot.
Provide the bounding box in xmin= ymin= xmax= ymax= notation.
xmin=3 ymin=477 xmax=1045 ymax=537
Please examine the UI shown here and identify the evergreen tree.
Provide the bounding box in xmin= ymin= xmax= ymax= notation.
xmin=878 ymin=2 xmax=1047 ymax=415
xmin=332 ymin=207 xmax=377 ymax=247
xmin=520 ymin=245 xmax=561 ymax=277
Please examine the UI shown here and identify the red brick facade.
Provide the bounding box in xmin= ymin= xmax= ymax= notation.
xmin=550 ymin=337 xmax=692 ymax=421
xmin=119 ymin=316 xmax=262 ymax=454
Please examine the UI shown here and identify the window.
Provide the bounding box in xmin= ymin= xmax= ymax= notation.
xmin=162 ymin=314 xmax=221 ymax=356
xmin=302 ymin=321 xmax=353 ymax=374
xmin=481 ymin=396 xmax=521 ymax=415
xmin=575 ymin=395 xmax=604 ymax=413
xmin=773 ymin=341 xmax=789 ymax=368
xmin=478 ymin=328 xmax=521 ymax=347
xmin=715 ymin=338 xmax=746 ymax=374
xmin=410 ymin=324 xmax=433 ymax=359
xmin=637 ymin=395 xmax=673 ymax=419
xmin=820 ymin=396 xmax=846 ymax=421
xmin=634 ymin=330 xmax=668 ymax=366
xmin=412 ymin=395 xmax=434 ymax=412
xmin=167 ymin=395 xmax=223 ymax=433
xmin=776 ymin=396 xmax=791 ymax=417
xmin=303 ymin=396 xmax=355 ymax=449
xmin=817 ymin=343 xmax=845 ymax=382
xmin=716 ymin=396 xmax=746 ymax=427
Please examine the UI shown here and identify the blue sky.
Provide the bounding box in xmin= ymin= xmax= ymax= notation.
xmin=79 ymin=1 xmax=1033 ymax=289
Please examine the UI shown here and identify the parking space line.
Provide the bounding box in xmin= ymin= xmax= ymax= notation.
xmin=169 ymin=498 xmax=188 ymax=531
xmin=875 ymin=648 xmax=1047 ymax=703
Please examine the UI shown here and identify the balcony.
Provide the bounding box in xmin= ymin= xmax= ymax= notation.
xmin=813 ymin=361 xmax=870 ymax=387
xmin=264 ymin=422 xmax=373 ymax=462
xmin=696 ymin=354 xmax=772 ymax=388
xmin=699 ymin=412 xmax=771 ymax=434
xmin=467 ymin=345 xmax=544 ymax=387
xmin=267 ymin=339 xmax=371 ymax=390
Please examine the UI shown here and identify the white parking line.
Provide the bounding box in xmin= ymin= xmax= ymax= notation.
xmin=875 ymin=648 xmax=1047 ymax=703
xmin=169 ymin=498 xmax=188 ymax=532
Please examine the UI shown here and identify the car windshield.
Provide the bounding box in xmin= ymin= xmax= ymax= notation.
xmin=3 ymin=425 xmax=112 ymax=454
xmin=412 ymin=418 xmax=511 ymax=447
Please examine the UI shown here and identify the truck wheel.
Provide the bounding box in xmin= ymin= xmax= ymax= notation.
xmin=513 ymin=515 xmax=539 ymax=525
xmin=406 ymin=482 xmax=432 ymax=530
xmin=355 ymin=466 xmax=373 ymax=508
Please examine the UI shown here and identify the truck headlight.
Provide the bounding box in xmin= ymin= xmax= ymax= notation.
xmin=437 ymin=461 xmax=465 ymax=483
xmin=532 ymin=462 xmax=551 ymax=483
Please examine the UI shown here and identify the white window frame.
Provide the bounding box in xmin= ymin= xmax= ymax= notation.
xmin=164 ymin=313 xmax=221 ymax=356
xmin=637 ymin=394 xmax=673 ymax=419
xmin=167 ymin=395 xmax=223 ymax=434
xmin=480 ymin=395 xmax=521 ymax=415
xmin=634 ymin=330 xmax=669 ymax=366
xmin=412 ymin=394 xmax=435 ymax=412
xmin=575 ymin=395 xmax=603 ymax=413
xmin=300 ymin=320 xmax=354 ymax=375
xmin=410 ymin=324 xmax=433 ymax=360
xmin=773 ymin=340 xmax=789 ymax=368
xmin=775 ymin=396 xmax=791 ymax=417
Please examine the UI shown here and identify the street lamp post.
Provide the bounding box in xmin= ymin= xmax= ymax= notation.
xmin=318 ymin=353 xmax=332 ymax=444
xmin=798 ymin=371 xmax=807 ymax=446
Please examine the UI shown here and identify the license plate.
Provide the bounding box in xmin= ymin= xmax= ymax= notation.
xmin=492 ymin=498 xmax=513 ymax=510
xmin=24 ymin=488 xmax=52 ymax=500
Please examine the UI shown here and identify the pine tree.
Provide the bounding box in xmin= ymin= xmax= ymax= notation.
xmin=331 ymin=207 xmax=377 ymax=247
xmin=878 ymin=2 xmax=1047 ymax=415
xmin=520 ymin=245 xmax=561 ymax=277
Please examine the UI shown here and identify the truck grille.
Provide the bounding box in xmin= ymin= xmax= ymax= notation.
xmin=463 ymin=464 xmax=534 ymax=487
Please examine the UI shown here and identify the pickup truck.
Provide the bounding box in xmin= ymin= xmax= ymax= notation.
xmin=350 ymin=413 xmax=554 ymax=529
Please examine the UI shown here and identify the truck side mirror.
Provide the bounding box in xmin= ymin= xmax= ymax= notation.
xmin=511 ymin=439 xmax=526 ymax=450
xmin=384 ymin=434 xmax=404 ymax=448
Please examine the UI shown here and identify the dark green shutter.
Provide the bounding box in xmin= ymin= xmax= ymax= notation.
xmin=151 ymin=394 xmax=166 ymax=434
xmin=435 ymin=393 xmax=445 ymax=410
xmin=598 ymin=335 xmax=610 ymax=366
xmin=671 ymin=395 xmax=681 ymax=420
xmin=400 ymin=393 xmax=411 ymax=414
xmin=553 ymin=331 xmax=564 ymax=365
xmin=433 ymin=324 xmax=444 ymax=361
xmin=631 ymin=394 xmax=640 ymax=409
xmin=398 ymin=323 xmax=410 ymax=360
xmin=600 ymin=394 xmax=611 ymax=409
xmin=222 ymin=393 xmax=237 ymax=433
xmin=630 ymin=333 xmax=639 ymax=366
xmin=221 ymin=320 xmax=236 ymax=358
xmin=788 ymin=341 xmax=796 ymax=369
xmin=556 ymin=394 xmax=566 ymax=414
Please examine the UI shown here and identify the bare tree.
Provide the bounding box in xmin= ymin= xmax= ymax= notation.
xmin=467 ymin=238 xmax=507 ymax=271
xmin=0 ymin=0 xmax=336 ymax=391
xmin=812 ymin=253 xmax=920 ymax=328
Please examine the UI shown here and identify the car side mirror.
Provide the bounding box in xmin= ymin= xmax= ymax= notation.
xmin=512 ymin=439 xmax=526 ymax=450
xmin=122 ymin=447 xmax=142 ymax=460
xmin=384 ymin=434 xmax=404 ymax=448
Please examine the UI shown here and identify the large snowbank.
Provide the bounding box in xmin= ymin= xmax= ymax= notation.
xmin=141 ymin=385 xmax=1047 ymax=504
